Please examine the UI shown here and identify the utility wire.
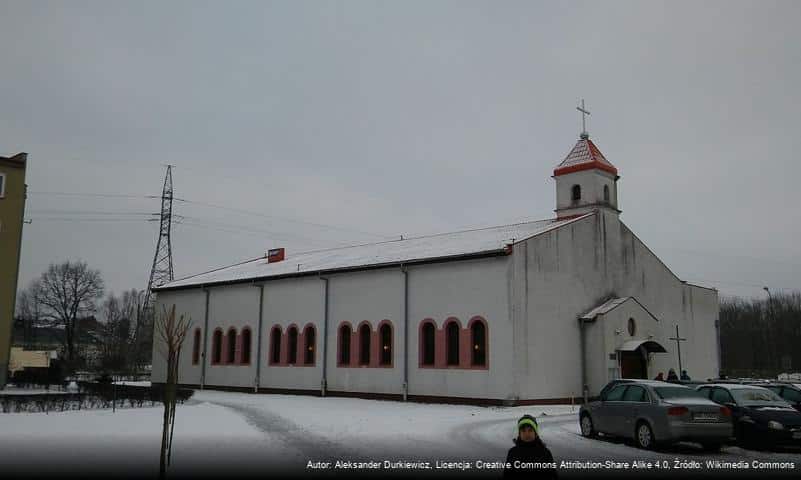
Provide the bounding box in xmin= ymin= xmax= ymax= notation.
xmin=174 ymin=197 xmax=393 ymax=239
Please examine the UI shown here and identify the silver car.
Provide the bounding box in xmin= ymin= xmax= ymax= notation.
xmin=579 ymin=380 xmax=733 ymax=450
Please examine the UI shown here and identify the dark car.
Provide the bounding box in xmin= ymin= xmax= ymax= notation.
xmin=758 ymin=383 xmax=801 ymax=413
xmin=580 ymin=380 xmax=732 ymax=450
xmin=697 ymin=383 xmax=801 ymax=449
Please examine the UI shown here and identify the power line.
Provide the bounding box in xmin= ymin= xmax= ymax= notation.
xmin=28 ymin=189 xmax=393 ymax=240
xmin=174 ymin=197 xmax=393 ymax=239
xmin=28 ymin=191 xmax=160 ymax=199
xmin=28 ymin=209 xmax=158 ymax=216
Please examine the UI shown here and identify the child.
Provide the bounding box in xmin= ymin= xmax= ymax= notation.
xmin=503 ymin=414 xmax=558 ymax=479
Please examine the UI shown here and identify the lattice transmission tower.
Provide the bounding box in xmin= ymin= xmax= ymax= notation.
xmin=144 ymin=165 xmax=175 ymax=311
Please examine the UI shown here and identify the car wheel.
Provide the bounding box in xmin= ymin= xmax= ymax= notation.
xmin=580 ymin=414 xmax=597 ymax=438
xmin=635 ymin=421 xmax=656 ymax=450
xmin=701 ymin=442 xmax=722 ymax=452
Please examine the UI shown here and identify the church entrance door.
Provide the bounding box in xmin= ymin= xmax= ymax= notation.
xmin=620 ymin=351 xmax=647 ymax=379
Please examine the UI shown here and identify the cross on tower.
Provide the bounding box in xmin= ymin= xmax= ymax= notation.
xmin=576 ymin=99 xmax=590 ymax=139
xmin=669 ymin=324 xmax=687 ymax=375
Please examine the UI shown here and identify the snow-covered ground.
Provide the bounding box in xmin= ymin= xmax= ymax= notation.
xmin=0 ymin=399 xmax=298 ymax=477
xmin=112 ymin=380 xmax=152 ymax=387
xmin=0 ymin=386 xmax=70 ymax=395
xmin=1 ymin=389 xmax=799 ymax=477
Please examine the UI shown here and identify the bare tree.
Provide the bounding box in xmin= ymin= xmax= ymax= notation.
xmin=155 ymin=303 xmax=191 ymax=479
xmin=99 ymin=293 xmax=130 ymax=372
xmin=16 ymin=282 xmax=44 ymax=347
xmin=122 ymin=289 xmax=153 ymax=375
xmin=33 ymin=261 xmax=105 ymax=370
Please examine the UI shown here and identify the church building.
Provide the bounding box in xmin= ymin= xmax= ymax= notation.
xmin=151 ymin=131 xmax=719 ymax=405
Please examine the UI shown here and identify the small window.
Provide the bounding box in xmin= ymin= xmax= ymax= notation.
xmin=304 ymin=325 xmax=315 ymax=365
xmin=226 ymin=328 xmax=237 ymax=364
xmin=781 ymin=387 xmax=801 ymax=403
xmin=605 ymin=384 xmax=628 ymax=401
xmin=603 ymin=185 xmax=610 ymax=203
xmin=571 ymin=184 xmax=581 ymax=201
xmin=241 ymin=328 xmax=251 ymax=364
xmin=359 ymin=324 xmax=371 ymax=366
xmin=379 ymin=323 xmax=392 ymax=366
xmin=287 ymin=326 xmax=298 ymax=364
xmin=270 ymin=327 xmax=281 ymax=364
xmin=446 ymin=321 xmax=460 ymax=366
xmin=471 ymin=321 xmax=486 ymax=367
xmin=0 ymin=173 xmax=5 ymax=197
xmin=192 ymin=329 xmax=201 ymax=365
xmin=421 ymin=322 xmax=435 ymax=366
xmin=212 ymin=330 xmax=223 ymax=364
xmin=339 ymin=325 xmax=352 ymax=366
xmin=711 ymin=388 xmax=734 ymax=404
xmin=622 ymin=385 xmax=648 ymax=402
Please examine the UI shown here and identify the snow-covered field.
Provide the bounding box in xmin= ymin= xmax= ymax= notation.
xmin=1 ymin=388 xmax=799 ymax=478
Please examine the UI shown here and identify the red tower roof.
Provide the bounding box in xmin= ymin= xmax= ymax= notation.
xmin=553 ymin=136 xmax=618 ymax=177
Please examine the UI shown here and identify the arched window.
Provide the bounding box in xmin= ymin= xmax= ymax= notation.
xmin=287 ymin=326 xmax=298 ymax=364
xmin=226 ymin=328 xmax=237 ymax=364
xmin=359 ymin=324 xmax=371 ymax=366
xmin=339 ymin=324 xmax=351 ymax=366
xmin=421 ymin=322 xmax=435 ymax=366
xmin=603 ymin=185 xmax=610 ymax=203
xmin=379 ymin=323 xmax=392 ymax=366
xmin=270 ymin=327 xmax=281 ymax=365
xmin=304 ymin=325 xmax=315 ymax=365
xmin=192 ymin=329 xmax=201 ymax=365
xmin=572 ymin=184 xmax=581 ymax=201
xmin=471 ymin=321 xmax=486 ymax=367
xmin=241 ymin=328 xmax=251 ymax=364
xmin=212 ymin=329 xmax=223 ymax=364
xmin=446 ymin=321 xmax=460 ymax=366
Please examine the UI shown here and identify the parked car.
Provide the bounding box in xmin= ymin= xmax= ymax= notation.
xmin=580 ymin=380 xmax=732 ymax=451
xmin=597 ymin=379 xmax=635 ymax=401
xmin=757 ymin=383 xmax=801 ymax=412
xmin=696 ymin=383 xmax=801 ymax=449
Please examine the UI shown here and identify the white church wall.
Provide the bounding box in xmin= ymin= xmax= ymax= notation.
xmin=260 ymin=276 xmax=325 ymax=391
xmin=151 ymin=288 xmax=207 ymax=385
xmin=326 ymin=268 xmax=404 ymax=395
xmin=407 ymin=256 xmax=513 ymax=400
xmin=202 ymin=284 xmax=261 ymax=388
xmin=516 ymin=216 xmax=600 ymax=401
xmin=595 ymin=300 xmax=662 ymax=384
xmin=616 ymin=220 xmax=720 ymax=383
xmin=517 ymin=210 xmax=719 ymax=400
xmin=555 ymin=169 xmax=617 ymax=212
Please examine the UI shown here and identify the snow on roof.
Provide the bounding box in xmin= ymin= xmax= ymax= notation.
xmin=554 ymin=137 xmax=618 ymax=177
xmin=581 ymin=297 xmax=631 ymax=319
xmin=155 ymin=212 xmax=596 ymax=291
xmin=580 ymin=296 xmax=660 ymax=322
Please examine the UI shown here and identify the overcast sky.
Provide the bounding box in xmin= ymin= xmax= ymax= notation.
xmin=2 ymin=0 xmax=800 ymax=302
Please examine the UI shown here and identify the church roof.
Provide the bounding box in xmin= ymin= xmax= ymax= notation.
xmin=580 ymin=296 xmax=660 ymax=322
xmin=154 ymin=211 xmax=596 ymax=291
xmin=553 ymin=136 xmax=618 ymax=177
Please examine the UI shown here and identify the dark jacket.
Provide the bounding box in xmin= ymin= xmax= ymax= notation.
xmin=503 ymin=437 xmax=558 ymax=479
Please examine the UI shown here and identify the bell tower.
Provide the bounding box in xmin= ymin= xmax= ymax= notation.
xmin=553 ymin=101 xmax=620 ymax=218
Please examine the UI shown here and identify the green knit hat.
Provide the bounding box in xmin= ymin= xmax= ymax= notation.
xmin=517 ymin=414 xmax=539 ymax=433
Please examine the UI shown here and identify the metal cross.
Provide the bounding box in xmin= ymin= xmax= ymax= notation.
xmin=576 ymin=99 xmax=590 ymax=137
xmin=669 ymin=324 xmax=687 ymax=375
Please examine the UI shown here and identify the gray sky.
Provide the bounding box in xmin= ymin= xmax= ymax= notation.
xmin=2 ymin=0 xmax=800 ymax=301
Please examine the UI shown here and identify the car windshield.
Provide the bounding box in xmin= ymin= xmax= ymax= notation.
xmin=653 ymin=386 xmax=706 ymax=399
xmin=731 ymin=388 xmax=790 ymax=406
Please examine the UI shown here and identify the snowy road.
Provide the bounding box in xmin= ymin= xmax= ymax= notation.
xmin=1 ymin=390 xmax=798 ymax=478
xmin=195 ymin=391 xmax=801 ymax=478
